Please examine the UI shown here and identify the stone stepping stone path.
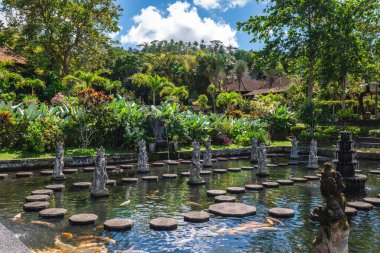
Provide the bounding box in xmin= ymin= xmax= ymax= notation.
xmin=181 ymin=160 xmax=191 ymax=164
xmin=183 ymin=211 xmax=209 ymax=223
xmin=104 ymin=218 xmax=134 ymax=231
xmin=347 ymin=201 xmax=373 ymax=211
xmin=241 ymin=166 xmax=254 ymax=170
xmin=63 ymin=168 xmax=78 ymax=174
xmin=217 ymin=157 xmax=229 ymax=161
xmin=69 ymin=213 xmax=98 ymax=225
xmin=215 ymin=195 xmax=236 ymax=203
xmin=345 ymin=207 xmax=357 ymax=216
xmin=26 ymin=195 xmax=50 ymax=202
xmin=369 ymin=170 xmax=380 ymax=175
xmin=0 ymin=174 xmax=8 ymax=179
xmin=152 ymin=162 xmax=165 ymax=167
xmin=162 ymin=174 xmax=178 ymax=179
xmin=291 ymin=177 xmax=308 ymax=183
xmin=106 ymin=166 xmax=117 ymax=170
xmin=200 ymin=170 xmax=212 ymax=175
xmin=24 ymin=201 xmax=49 ymax=211
xmin=209 ymin=203 xmax=256 ymax=217
xmin=122 ymin=178 xmax=138 ymax=184
xmin=268 ymin=208 xmax=295 ymax=218
xmin=39 ymin=208 xmax=67 ymax=218
xmin=166 ymin=161 xmax=179 ymax=165
xmin=207 ymin=190 xmax=226 ymax=196
xmin=262 ymin=182 xmax=280 ymax=188
xmin=227 ymin=168 xmax=241 ymax=172
xmin=83 ymin=167 xmax=95 ymax=172
xmin=40 ymin=170 xmax=53 ymax=176
xmin=73 ymin=182 xmax=92 ymax=189
xmin=277 ymin=180 xmax=294 ymax=186
xmin=180 ymin=172 xmax=190 ymax=177
xmin=149 ymin=218 xmax=178 ymax=231
xmin=245 ymin=184 xmax=264 ymax=191
xmin=229 ymin=157 xmax=239 ymax=161
xmin=304 ymin=175 xmax=320 ymax=181
xmin=45 ymin=184 xmax=65 ymax=192
xmin=142 ymin=176 xmax=159 ymax=182
xmin=226 ymin=187 xmax=246 ymax=194
xmin=106 ymin=180 xmax=117 ymax=186
xmin=278 ymin=163 xmax=288 ymax=166
xmin=213 ymin=169 xmax=227 ymax=174
xmin=16 ymin=172 xmax=33 ymax=178
xmin=31 ymin=189 xmax=53 ymax=196
xmin=363 ymin=198 xmax=380 ymax=206
xmin=120 ymin=165 xmax=133 ymax=169
xmin=267 ymin=164 xmax=278 ymax=167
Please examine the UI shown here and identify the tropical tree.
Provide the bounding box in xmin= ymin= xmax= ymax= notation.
xmin=160 ymin=85 xmax=189 ymax=102
xmin=234 ymin=60 xmax=248 ymax=93
xmin=216 ymin=92 xmax=242 ymax=113
xmin=63 ymin=70 xmax=111 ymax=90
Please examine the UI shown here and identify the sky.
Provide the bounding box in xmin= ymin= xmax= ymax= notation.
xmin=114 ymin=0 xmax=265 ymax=50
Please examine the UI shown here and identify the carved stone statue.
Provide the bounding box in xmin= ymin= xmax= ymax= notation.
xmin=91 ymin=147 xmax=109 ymax=198
xmin=256 ymin=142 xmax=269 ymax=177
xmin=290 ymin=137 xmax=299 ymax=159
xmin=52 ymin=142 xmax=65 ymax=181
xmin=307 ymin=139 xmax=319 ymax=169
xmin=203 ymin=140 xmax=212 ymax=168
xmin=149 ymin=117 xmax=165 ymax=142
xmin=137 ymin=139 xmax=149 ymax=173
xmin=188 ymin=141 xmax=205 ymax=185
xmin=311 ymin=163 xmax=349 ymax=253
xmin=250 ymin=138 xmax=258 ymax=163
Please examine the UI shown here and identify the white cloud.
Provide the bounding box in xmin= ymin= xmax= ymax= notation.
xmin=121 ymin=1 xmax=238 ymax=47
xmin=194 ymin=0 xmax=249 ymax=10
xmin=108 ymin=26 xmax=123 ymax=40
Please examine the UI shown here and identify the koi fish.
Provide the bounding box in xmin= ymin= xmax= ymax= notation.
xmin=11 ymin=213 xmax=22 ymax=221
xmin=120 ymin=200 xmax=131 ymax=206
xmin=31 ymin=220 xmax=56 ymax=228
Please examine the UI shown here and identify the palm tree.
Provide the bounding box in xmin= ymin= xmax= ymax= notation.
xmin=234 ymin=60 xmax=248 ymax=94
xmin=63 ymin=70 xmax=110 ymax=90
xmin=160 ymin=85 xmax=189 ymax=102
xmin=207 ymin=84 xmax=217 ymax=112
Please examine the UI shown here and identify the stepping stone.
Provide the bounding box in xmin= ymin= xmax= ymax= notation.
xmin=39 ymin=208 xmax=67 ymax=218
xmin=45 ymin=184 xmax=65 ymax=191
xmin=181 ymin=160 xmax=191 ymax=164
xmin=267 ymin=163 xmax=278 ymax=167
xmin=239 ymin=156 xmax=250 ymax=160
xmin=16 ymin=172 xmax=33 ymax=178
xmin=149 ymin=218 xmax=178 ymax=231
xmin=347 ymin=201 xmax=373 ymax=211
xmin=167 ymin=161 xmax=179 ymax=165
xmin=315 ymin=173 xmax=322 ymax=177
xmin=31 ymin=189 xmax=53 ymax=196
xmin=369 ymin=170 xmax=380 ymax=175
xmin=106 ymin=180 xmax=116 ymax=186
xmin=345 ymin=207 xmax=357 ymax=216
xmin=304 ymin=175 xmax=319 ymax=181
xmin=26 ymin=195 xmax=50 ymax=202
xmin=211 ymin=159 xmax=218 ymax=162
xmin=142 ymin=176 xmax=159 ymax=182
xmin=106 ymin=166 xmax=117 ymax=170
xmin=180 ymin=172 xmax=190 ymax=177
xmin=256 ymin=172 xmax=270 ymax=177
xmin=278 ymin=163 xmax=288 ymax=166
xmin=0 ymin=174 xmax=8 ymax=179
xmin=226 ymin=187 xmax=246 ymax=194
xmin=245 ymin=184 xmax=264 ymax=191
xmin=40 ymin=170 xmax=53 ymax=175
xmin=378 ymin=194 xmax=380 ymax=198
xmin=122 ymin=178 xmax=138 ymax=184
xmin=215 ymin=195 xmax=236 ymax=203
xmin=241 ymin=166 xmax=254 ymax=170
xmin=69 ymin=213 xmax=98 ymax=225
xmin=217 ymin=157 xmax=228 ymax=161
xmin=24 ymin=201 xmax=49 ymax=211
xmin=120 ymin=165 xmax=133 ymax=169
xmin=83 ymin=167 xmax=95 ymax=172
xmin=355 ymin=170 xmax=362 ymax=173
xmin=209 ymin=203 xmax=256 ymax=217
xmin=73 ymin=182 xmax=92 ymax=189
xmin=104 ymin=218 xmax=134 ymax=231
xmin=152 ymin=162 xmax=165 ymax=167
xmin=363 ymin=198 xmax=380 ymax=206
xmin=291 ymin=177 xmax=308 ymax=183
xmin=207 ymin=190 xmax=226 ymax=196
xmin=277 ymin=180 xmax=294 ymax=186
xmin=229 ymin=157 xmax=239 ymax=160
xmin=262 ymin=182 xmax=280 ymax=188
xmin=213 ymin=169 xmax=227 ymax=174
xmin=183 ymin=211 xmax=209 ymax=223
xmin=162 ymin=174 xmax=178 ymax=179
xmin=63 ymin=168 xmax=78 ymax=174
xmin=228 ymin=168 xmax=241 ymax=172
xmin=200 ymin=170 xmax=212 ymax=175
xmin=268 ymin=208 xmax=295 ymax=218
xmin=109 ymin=169 xmax=123 ymax=173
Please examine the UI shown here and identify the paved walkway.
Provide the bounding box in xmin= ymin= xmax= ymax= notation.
xmin=0 ymin=223 xmax=31 ymax=253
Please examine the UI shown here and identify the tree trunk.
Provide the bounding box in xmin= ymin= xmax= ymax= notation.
xmin=308 ymin=55 xmax=315 ymax=136
xmin=341 ymin=78 xmax=347 ymax=109
xmin=153 ymin=90 xmax=156 ymax=106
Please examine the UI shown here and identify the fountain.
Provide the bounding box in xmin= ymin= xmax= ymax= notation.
xmin=137 ymin=139 xmax=150 ymax=173
xmin=188 ymin=141 xmax=205 ymax=185
xmin=91 ymin=147 xmax=109 ymax=198
xmin=307 ymin=139 xmax=319 ymax=169
xmin=333 ymin=131 xmax=367 ymax=192
xmin=289 ymin=137 xmax=299 ymax=165
xmin=250 ymin=138 xmax=258 ymax=163
xmin=256 ymin=142 xmax=269 ymax=177
xmin=203 ymin=140 xmax=212 ymax=168
xmin=52 ymin=142 xmax=65 ymax=181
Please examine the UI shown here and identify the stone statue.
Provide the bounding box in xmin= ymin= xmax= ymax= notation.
xmin=203 ymin=140 xmax=212 ymax=168
xmin=256 ymin=142 xmax=269 ymax=177
xmin=311 ymin=163 xmax=349 ymax=253
xmin=137 ymin=139 xmax=149 ymax=173
xmin=52 ymin=142 xmax=65 ymax=181
xmin=290 ymin=137 xmax=299 ymax=159
xmin=149 ymin=117 xmax=165 ymax=142
xmin=307 ymin=139 xmax=319 ymax=169
xmin=188 ymin=141 xmax=205 ymax=185
xmin=91 ymin=147 xmax=109 ymax=198
xmin=250 ymin=138 xmax=258 ymax=163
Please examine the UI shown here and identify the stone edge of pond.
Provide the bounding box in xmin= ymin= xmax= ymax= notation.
xmin=0 ymin=223 xmax=31 ymax=253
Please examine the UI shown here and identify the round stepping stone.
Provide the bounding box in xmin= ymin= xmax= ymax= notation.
xmin=122 ymin=178 xmax=138 ymax=184
xmin=217 ymin=157 xmax=228 ymax=161
xmin=149 ymin=218 xmax=178 ymax=231
xmin=245 ymin=184 xmax=264 ymax=191
xmin=268 ymin=208 xmax=295 ymax=218
xmin=241 ymin=166 xmax=254 ymax=170
xmin=304 ymin=175 xmax=320 ymax=181
xmin=229 ymin=157 xmax=239 ymax=160
xmin=23 ymin=201 xmax=49 ymax=211
xmin=180 ymin=172 xmax=190 ymax=177
xmin=106 ymin=180 xmax=116 ymax=186
xmin=83 ymin=167 xmax=95 ymax=172
xmin=142 ymin=176 xmax=158 ymax=182
xmin=262 ymin=182 xmax=280 ymax=188
xmin=16 ymin=172 xmax=33 ymax=178
xmin=209 ymin=203 xmax=256 ymax=217
xmin=39 ymin=208 xmax=67 ymax=218
xmin=73 ymin=182 xmax=91 ymax=189
xmin=40 ymin=170 xmax=53 ymax=175
xmin=347 ymin=201 xmax=373 ymax=211
xmin=109 ymin=169 xmax=123 ymax=173
xmin=278 ymin=163 xmax=288 ymax=166
xmin=167 ymin=161 xmax=179 ymax=165
xmin=0 ymin=174 xmax=8 ymax=179
xmin=369 ymin=170 xmax=380 ymax=175
xmin=183 ymin=211 xmax=209 ymax=223
xmin=200 ymin=170 xmax=212 ymax=175
xmin=104 ymin=218 xmax=134 ymax=231
xmin=162 ymin=174 xmax=178 ymax=179
xmin=355 ymin=170 xmax=362 ymax=173
xmin=69 ymin=213 xmax=98 ymax=225
xmin=106 ymin=166 xmax=117 ymax=170
xmin=26 ymin=194 xmax=50 ymax=202
xmin=31 ymin=189 xmax=53 ymax=196
xmin=207 ymin=190 xmax=226 ymax=196
xmin=267 ymin=163 xmax=278 ymax=167
xmin=45 ymin=184 xmax=65 ymax=191
xmin=213 ymin=169 xmax=227 ymax=174
xmin=181 ymin=160 xmax=191 ymax=164
xmin=211 ymin=159 xmax=218 ymax=162
xmin=315 ymin=173 xmax=322 ymax=177
xmin=215 ymin=195 xmax=236 ymax=203
xmin=291 ymin=177 xmax=308 ymax=183
xmin=363 ymin=198 xmax=380 ymax=206
xmin=152 ymin=162 xmax=165 ymax=167
xmin=63 ymin=168 xmax=78 ymax=174
xmin=378 ymin=194 xmax=380 ymax=198
xmin=228 ymin=168 xmax=241 ymax=172
xmin=226 ymin=187 xmax=245 ymax=194
xmin=120 ymin=164 xmax=133 ymax=169
xmin=345 ymin=207 xmax=357 ymax=216
xmin=277 ymin=180 xmax=294 ymax=186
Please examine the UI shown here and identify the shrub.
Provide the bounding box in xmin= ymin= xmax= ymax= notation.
xmin=335 ymin=107 xmax=359 ymax=121
xmin=369 ymin=129 xmax=380 ymax=137
xmin=23 ymin=120 xmax=64 ymax=152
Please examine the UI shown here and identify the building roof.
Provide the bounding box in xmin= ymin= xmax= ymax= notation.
xmin=0 ymin=47 xmax=26 ymax=65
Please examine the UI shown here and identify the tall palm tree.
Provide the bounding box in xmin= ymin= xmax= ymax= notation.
xmin=160 ymin=85 xmax=189 ymax=102
xmin=63 ymin=70 xmax=110 ymax=90
xmin=234 ymin=60 xmax=248 ymax=94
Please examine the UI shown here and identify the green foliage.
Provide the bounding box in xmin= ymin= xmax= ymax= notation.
xmin=216 ymin=92 xmax=241 ymax=113
xmin=24 ymin=119 xmax=63 ymax=152
xmin=193 ymin=94 xmax=209 ymax=111
xmin=369 ymin=129 xmax=380 ymax=137
xmin=335 ymin=107 xmax=359 ymax=121
xmin=265 ymin=105 xmax=296 ymax=138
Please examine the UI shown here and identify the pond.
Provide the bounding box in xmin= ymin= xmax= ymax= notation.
xmin=0 ymin=156 xmax=379 ymax=253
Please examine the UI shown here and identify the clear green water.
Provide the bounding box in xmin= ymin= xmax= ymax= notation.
xmin=0 ymin=157 xmax=379 ymax=253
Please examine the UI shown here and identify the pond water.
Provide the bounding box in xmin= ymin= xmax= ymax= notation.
xmin=0 ymin=156 xmax=379 ymax=253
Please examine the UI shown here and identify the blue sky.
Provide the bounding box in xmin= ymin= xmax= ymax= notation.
xmin=114 ymin=0 xmax=265 ymax=50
